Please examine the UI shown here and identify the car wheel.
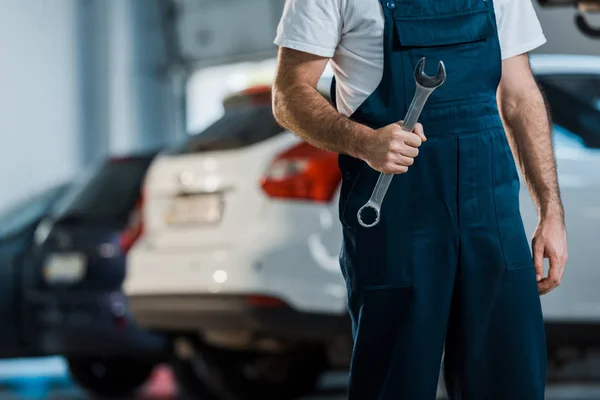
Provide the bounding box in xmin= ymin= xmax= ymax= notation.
xmin=170 ymin=354 xmax=227 ymax=400
xmin=171 ymin=336 xmax=327 ymax=400
xmin=67 ymin=357 xmax=155 ymax=397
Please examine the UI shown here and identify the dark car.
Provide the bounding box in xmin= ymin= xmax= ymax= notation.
xmin=23 ymin=154 xmax=166 ymax=397
xmin=0 ymin=184 xmax=71 ymax=358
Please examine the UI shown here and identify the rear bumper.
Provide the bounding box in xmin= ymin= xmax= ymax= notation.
xmin=128 ymin=294 xmax=350 ymax=342
xmin=124 ymin=201 xmax=347 ymax=316
xmin=26 ymin=290 xmax=166 ymax=357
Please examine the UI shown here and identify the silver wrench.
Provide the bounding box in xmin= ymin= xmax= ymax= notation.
xmin=357 ymin=57 xmax=447 ymax=228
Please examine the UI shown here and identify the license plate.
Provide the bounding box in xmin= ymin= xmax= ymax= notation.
xmin=43 ymin=253 xmax=87 ymax=284
xmin=166 ymin=193 xmax=223 ymax=225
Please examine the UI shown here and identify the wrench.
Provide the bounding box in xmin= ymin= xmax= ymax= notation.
xmin=357 ymin=57 xmax=447 ymax=228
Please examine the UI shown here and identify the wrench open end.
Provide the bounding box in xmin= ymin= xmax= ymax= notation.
xmin=414 ymin=57 xmax=446 ymax=89
xmin=357 ymin=202 xmax=381 ymax=228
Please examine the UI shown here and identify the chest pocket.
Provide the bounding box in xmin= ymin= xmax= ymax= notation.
xmin=395 ymin=9 xmax=494 ymax=47
xmin=390 ymin=0 xmax=501 ymax=107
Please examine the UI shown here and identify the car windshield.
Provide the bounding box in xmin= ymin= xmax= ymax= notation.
xmin=0 ymin=184 xmax=69 ymax=240
xmin=537 ymin=74 xmax=600 ymax=149
xmin=50 ymin=157 xmax=152 ymax=223
xmin=175 ymin=104 xmax=285 ymax=154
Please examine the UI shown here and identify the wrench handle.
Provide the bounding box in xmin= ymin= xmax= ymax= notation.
xmin=401 ymin=87 xmax=434 ymax=132
xmin=369 ymin=87 xmax=434 ymax=203
xmin=357 ymin=87 xmax=435 ymax=228
xmin=369 ymin=172 xmax=394 ymax=206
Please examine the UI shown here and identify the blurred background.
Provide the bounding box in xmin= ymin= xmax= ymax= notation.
xmin=0 ymin=0 xmax=599 ymax=399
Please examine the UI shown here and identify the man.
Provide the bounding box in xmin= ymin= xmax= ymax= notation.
xmin=272 ymin=0 xmax=568 ymax=398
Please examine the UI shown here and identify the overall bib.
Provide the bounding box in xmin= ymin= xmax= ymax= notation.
xmin=335 ymin=0 xmax=547 ymax=398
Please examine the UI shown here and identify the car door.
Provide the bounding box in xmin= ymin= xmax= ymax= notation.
xmin=0 ymin=184 xmax=69 ymax=356
xmin=520 ymin=72 xmax=600 ymax=322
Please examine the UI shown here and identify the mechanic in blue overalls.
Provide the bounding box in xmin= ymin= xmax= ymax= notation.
xmin=273 ymin=0 xmax=568 ymax=397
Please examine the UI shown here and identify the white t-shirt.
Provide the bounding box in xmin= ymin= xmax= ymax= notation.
xmin=274 ymin=0 xmax=547 ymax=117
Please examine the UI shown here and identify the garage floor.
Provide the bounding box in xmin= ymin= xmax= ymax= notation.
xmin=1 ymin=358 xmax=600 ymax=399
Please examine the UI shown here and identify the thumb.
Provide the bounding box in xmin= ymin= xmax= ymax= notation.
xmin=533 ymin=242 xmax=544 ymax=282
xmin=412 ymin=122 xmax=426 ymax=142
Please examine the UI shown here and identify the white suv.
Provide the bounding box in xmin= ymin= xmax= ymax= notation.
xmin=125 ymin=55 xmax=600 ymax=398
xmin=124 ymin=84 xmax=350 ymax=399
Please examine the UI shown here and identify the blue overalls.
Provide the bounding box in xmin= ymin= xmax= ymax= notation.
xmin=335 ymin=0 xmax=547 ymax=398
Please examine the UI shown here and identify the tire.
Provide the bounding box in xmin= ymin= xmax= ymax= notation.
xmin=171 ymin=355 xmax=226 ymax=400
xmin=67 ymin=357 xmax=155 ymax=397
xmin=171 ymin=337 xmax=327 ymax=400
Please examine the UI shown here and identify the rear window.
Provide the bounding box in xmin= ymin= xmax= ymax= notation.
xmin=0 ymin=184 xmax=69 ymax=240
xmin=177 ymin=105 xmax=285 ymax=154
xmin=51 ymin=158 xmax=152 ymax=223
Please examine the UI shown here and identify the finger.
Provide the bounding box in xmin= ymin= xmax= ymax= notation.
xmin=402 ymin=130 xmax=423 ymax=148
xmin=537 ymin=278 xmax=557 ymax=295
xmin=385 ymin=165 xmax=409 ymax=174
xmin=393 ymin=156 xmax=415 ymax=167
xmin=539 ymin=254 xmax=562 ymax=296
xmin=539 ymin=279 xmax=559 ymax=295
xmin=540 ymin=281 xmax=559 ymax=296
xmin=379 ymin=158 xmax=410 ymax=174
xmin=547 ymin=254 xmax=563 ymax=286
xmin=539 ymin=285 xmax=557 ymax=296
xmin=398 ymin=146 xmax=419 ymax=158
xmin=413 ymin=123 xmax=427 ymax=142
xmin=532 ymin=241 xmax=544 ymax=282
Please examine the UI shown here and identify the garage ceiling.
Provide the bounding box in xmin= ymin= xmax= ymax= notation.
xmin=174 ymin=0 xmax=286 ymax=68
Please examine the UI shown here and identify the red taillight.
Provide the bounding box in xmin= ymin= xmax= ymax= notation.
xmin=119 ymin=193 xmax=144 ymax=253
xmin=245 ymin=295 xmax=287 ymax=308
xmin=223 ymin=85 xmax=272 ymax=108
xmin=260 ymin=142 xmax=341 ymax=202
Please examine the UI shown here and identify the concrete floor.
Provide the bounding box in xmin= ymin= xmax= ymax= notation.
xmin=1 ymin=358 xmax=600 ymax=399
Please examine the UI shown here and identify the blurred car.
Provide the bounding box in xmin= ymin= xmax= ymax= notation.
xmin=23 ymin=154 xmax=166 ymax=397
xmin=522 ymin=55 xmax=600 ymax=368
xmin=125 ymin=83 xmax=348 ymax=399
xmin=0 ymin=184 xmax=71 ymax=358
xmin=125 ymin=54 xmax=600 ymax=399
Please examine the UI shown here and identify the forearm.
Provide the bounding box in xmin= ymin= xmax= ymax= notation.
xmin=272 ymin=82 xmax=373 ymax=158
xmin=499 ymin=82 xmax=563 ymax=220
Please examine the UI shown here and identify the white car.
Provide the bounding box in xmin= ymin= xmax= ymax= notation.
xmin=522 ymin=55 xmax=600 ymax=367
xmin=124 ymin=55 xmax=600 ymax=398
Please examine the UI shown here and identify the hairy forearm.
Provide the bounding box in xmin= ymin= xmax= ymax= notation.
xmin=499 ymin=82 xmax=563 ymax=220
xmin=272 ymin=82 xmax=373 ymax=158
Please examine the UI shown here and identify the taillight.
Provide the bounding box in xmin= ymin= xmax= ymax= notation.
xmin=119 ymin=194 xmax=144 ymax=253
xmin=245 ymin=295 xmax=287 ymax=308
xmin=260 ymin=142 xmax=341 ymax=202
xmin=223 ymin=85 xmax=272 ymax=109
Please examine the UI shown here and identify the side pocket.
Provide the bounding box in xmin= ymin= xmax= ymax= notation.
xmin=338 ymin=156 xmax=366 ymax=228
xmin=491 ymin=132 xmax=534 ymax=271
xmin=497 ymin=210 xmax=534 ymax=271
xmin=339 ymin=171 xmax=363 ymax=228
xmin=340 ymin=163 xmax=412 ymax=292
xmin=337 ymin=157 xmax=413 ymax=289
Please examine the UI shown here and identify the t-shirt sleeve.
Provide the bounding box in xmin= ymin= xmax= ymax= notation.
xmin=274 ymin=0 xmax=343 ymax=58
xmin=497 ymin=0 xmax=547 ymax=60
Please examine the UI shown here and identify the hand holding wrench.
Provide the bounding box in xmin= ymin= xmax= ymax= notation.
xmin=357 ymin=57 xmax=447 ymax=228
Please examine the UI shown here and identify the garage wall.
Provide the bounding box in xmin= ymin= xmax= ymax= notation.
xmin=0 ymin=0 xmax=177 ymax=215
xmin=0 ymin=0 xmax=79 ymax=213
xmin=0 ymin=0 xmax=595 ymax=214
